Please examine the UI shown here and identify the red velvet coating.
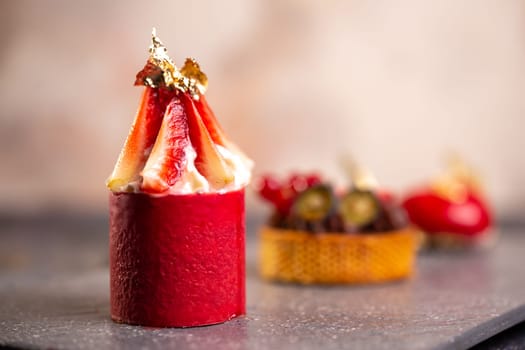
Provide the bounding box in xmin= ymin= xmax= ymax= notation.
xmin=109 ymin=189 xmax=246 ymax=327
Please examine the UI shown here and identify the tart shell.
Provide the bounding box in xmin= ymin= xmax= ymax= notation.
xmin=259 ymin=226 xmax=419 ymax=284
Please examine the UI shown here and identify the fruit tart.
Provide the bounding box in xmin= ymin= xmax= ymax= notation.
xmin=255 ymin=170 xmax=419 ymax=285
xmin=106 ymin=30 xmax=253 ymax=327
xmin=402 ymin=156 xmax=494 ymax=250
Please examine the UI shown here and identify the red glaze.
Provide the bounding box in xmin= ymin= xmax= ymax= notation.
xmin=109 ymin=189 xmax=246 ymax=327
xmin=402 ymin=189 xmax=492 ymax=236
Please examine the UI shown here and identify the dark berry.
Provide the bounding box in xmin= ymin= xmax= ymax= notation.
xmin=291 ymin=184 xmax=335 ymax=222
xmin=339 ymin=189 xmax=381 ymax=228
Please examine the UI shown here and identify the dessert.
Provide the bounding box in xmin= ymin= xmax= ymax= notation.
xmin=255 ymin=170 xmax=418 ymax=285
xmin=402 ymin=156 xmax=494 ymax=249
xmin=107 ymin=30 xmax=252 ymax=327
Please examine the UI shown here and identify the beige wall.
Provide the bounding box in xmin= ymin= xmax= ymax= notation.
xmin=0 ymin=0 xmax=524 ymax=218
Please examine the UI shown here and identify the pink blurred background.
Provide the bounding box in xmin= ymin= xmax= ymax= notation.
xmin=0 ymin=0 xmax=524 ymax=220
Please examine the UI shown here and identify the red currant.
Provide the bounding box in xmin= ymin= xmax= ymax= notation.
xmin=255 ymin=175 xmax=281 ymax=202
xmin=305 ymin=173 xmax=322 ymax=187
xmin=288 ymin=173 xmax=309 ymax=193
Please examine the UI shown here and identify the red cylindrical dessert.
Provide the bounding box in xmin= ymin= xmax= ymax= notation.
xmin=109 ymin=190 xmax=245 ymax=327
xmin=106 ymin=30 xmax=253 ymax=327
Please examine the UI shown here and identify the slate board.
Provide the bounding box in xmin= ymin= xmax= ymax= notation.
xmin=0 ymin=216 xmax=524 ymax=349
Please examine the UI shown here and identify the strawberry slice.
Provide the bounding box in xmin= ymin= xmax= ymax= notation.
xmin=194 ymin=95 xmax=228 ymax=146
xmin=181 ymin=93 xmax=234 ymax=189
xmin=141 ymin=96 xmax=191 ymax=193
xmin=107 ymin=87 xmax=164 ymax=191
xmin=195 ymin=95 xmax=252 ymax=166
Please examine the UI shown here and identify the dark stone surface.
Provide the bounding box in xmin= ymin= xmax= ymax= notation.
xmin=470 ymin=319 xmax=525 ymax=350
xmin=0 ymin=215 xmax=524 ymax=349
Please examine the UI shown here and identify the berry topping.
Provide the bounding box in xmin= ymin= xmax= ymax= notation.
xmin=107 ymin=87 xmax=164 ymax=192
xmin=256 ymin=171 xmax=405 ymax=234
xmin=194 ymin=95 xmax=228 ymax=147
xmin=305 ymin=173 xmax=322 ymax=187
xmin=287 ymin=173 xmax=310 ymax=193
xmin=255 ymin=175 xmax=282 ymax=203
xmin=108 ymin=30 xmax=253 ymax=194
xmin=180 ymin=93 xmax=234 ymax=189
xmin=292 ymin=185 xmax=335 ymax=222
xmin=141 ymin=95 xmax=190 ymax=193
xmin=339 ymin=190 xmax=381 ymax=228
xmin=256 ymin=172 xmax=323 ymax=216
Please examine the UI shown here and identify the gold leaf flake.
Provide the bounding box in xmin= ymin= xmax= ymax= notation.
xmin=431 ymin=153 xmax=483 ymax=202
xmin=180 ymin=58 xmax=208 ymax=99
xmin=134 ymin=29 xmax=208 ymax=98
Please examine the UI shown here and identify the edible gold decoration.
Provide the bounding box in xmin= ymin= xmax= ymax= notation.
xmin=134 ymin=28 xmax=208 ymax=98
xmin=432 ymin=154 xmax=482 ymax=203
xmin=180 ymin=58 xmax=208 ymax=99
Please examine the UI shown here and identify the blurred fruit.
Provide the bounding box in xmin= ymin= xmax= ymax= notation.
xmin=402 ymin=190 xmax=491 ymax=236
xmin=255 ymin=175 xmax=294 ymax=215
xmin=107 ymin=87 xmax=164 ymax=191
xmin=255 ymin=173 xmax=409 ymax=233
xmin=288 ymin=173 xmax=309 ymax=193
xmin=305 ymin=173 xmax=322 ymax=187
xmin=274 ymin=185 xmax=298 ymax=216
xmin=255 ymin=175 xmax=281 ymax=202
xmin=256 ymin=172 xmax=325 ymax=216
xmin=377 ymin=189 xmax=395 ymax=205
xmin=141 ymin=96 xmax=190 ymax=193
xmin=292 ymin=185 xmax=335 ymax=222
xmin=339 ymin=190 xmax=381 ymax=228
xmin=181 ymin=93 xmax=234 ymax=189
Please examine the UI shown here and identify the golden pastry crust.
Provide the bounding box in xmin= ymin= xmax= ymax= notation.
xmin=259 ymin=226 xmax=420 ymax=284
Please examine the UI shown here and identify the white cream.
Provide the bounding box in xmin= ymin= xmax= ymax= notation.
xmin=120 ymin=142 xmax=252 ymax=195
xmin=113 ymin=140 xmax=252 ymax=195
xmin=165 ymin=142 xmax=252 ymax=195
xmin=216 ymin=144 xmax=253 ymax=192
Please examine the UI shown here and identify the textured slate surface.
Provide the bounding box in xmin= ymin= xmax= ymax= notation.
xmin=0 ymin=216 xmax=524 ymax=349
